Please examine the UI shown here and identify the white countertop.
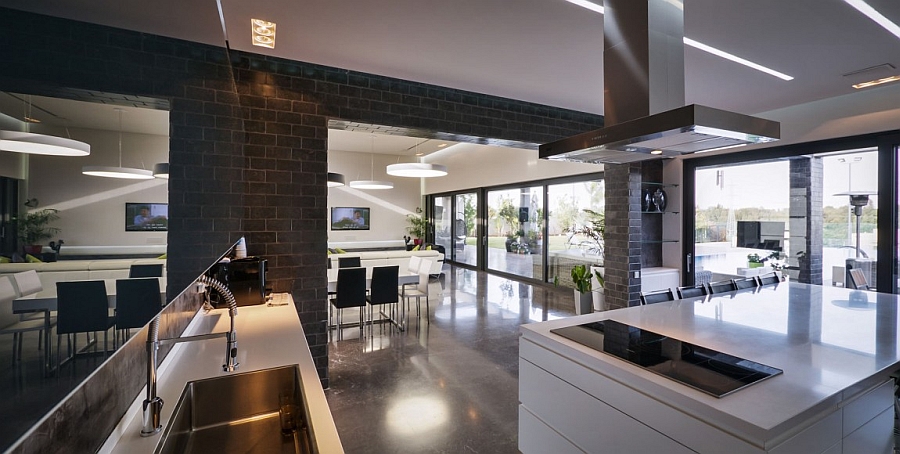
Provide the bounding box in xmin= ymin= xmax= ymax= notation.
xmin=521 ymin=282 xmax=900 ymax=443
xmin=101 ymin=293 xmax=343 ymax=453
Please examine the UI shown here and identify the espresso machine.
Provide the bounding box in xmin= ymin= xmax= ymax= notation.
xmin=209 ymin=256 xmax=268 ymax=307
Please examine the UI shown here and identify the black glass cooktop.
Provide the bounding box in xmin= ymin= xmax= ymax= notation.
xmin=551 ymin=320 xmax=782 ymax=398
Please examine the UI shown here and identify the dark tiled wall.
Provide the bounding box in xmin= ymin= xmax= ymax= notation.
xmin=0 ymin=7 xmax=602 ymax=389
xmin=789 ymin=157 xmax=824 ymax=284
xmin=604 ymin=163 xmax=642 ymax=309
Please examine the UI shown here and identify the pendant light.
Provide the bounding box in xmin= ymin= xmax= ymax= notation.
xmin=386 ymin=140 xmax=448 ymax=177
xmin=349 ymin=136 xmax=393 ymax=189
xmin=82 ymin=108 xmax=153 ymax=179
xmin=327 ymin=172 xmax=346 ymax=187
xmin=152 ymin=163 xmax=169 ymax=179
xmin=0 ymin=95 xmax=91 ymax=156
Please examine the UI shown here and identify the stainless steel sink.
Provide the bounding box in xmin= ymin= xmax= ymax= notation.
xmin=155 ymin=365 xmax=314 ymax=454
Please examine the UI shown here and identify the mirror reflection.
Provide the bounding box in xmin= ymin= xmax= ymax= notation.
xmin=0 ymin=91 xmax=169 ymax=449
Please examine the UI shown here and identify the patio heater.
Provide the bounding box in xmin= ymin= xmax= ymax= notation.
xmin=834 ymin=191 xmax=876 ymax=288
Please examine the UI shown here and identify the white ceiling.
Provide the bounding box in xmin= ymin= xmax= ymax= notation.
xmin=2 ymin=0 xmax=899 ymax=152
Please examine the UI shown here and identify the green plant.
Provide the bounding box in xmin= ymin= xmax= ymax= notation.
xmin=571 ymin=264 xmax=592 ymax=294
xmin=747 ymin=253 xmax=762 ymax=263
xmin=405 ymin=207 xmax=428 ymax=239
xmin=14 ymin=198 xmax=60 ymax=245
xmin=567 ymin=208 xmax=605 ymax=263
xmin=594 ymin=269 xmax=605 ymax=289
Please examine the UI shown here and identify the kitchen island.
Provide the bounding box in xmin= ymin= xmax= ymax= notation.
xmin=520 ymin=282 xmax=899 ymax=453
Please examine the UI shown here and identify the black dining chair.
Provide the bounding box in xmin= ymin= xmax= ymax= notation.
xmin=732 ymin=276 xmax=759 ymax=290
xmin=367 ymin=266 xmax=400 ymax=332
xmin=331 ymin=267 xmax=367 ymax=340
xmin=757 ymin=272 xmax=780 ymax=286
xmin=707 ymin=280 xmax=738 ymax=294
xmin=56 ymin=280 xmax=117 ymax=366
xmin=676 ymin=285 xmax=708 ymax=299
xmin=639 ymin=288 xmax=676 ymax=305
xmin=129 ymin=263 xmax=164 ymax=278
xmin=115 ymin=278 xmax=163 ymax=342
xmin=338 ymin=256 xmax=361 ymax=269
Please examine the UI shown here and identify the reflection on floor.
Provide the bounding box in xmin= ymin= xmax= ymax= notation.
xmin=0 ymin=329 xmax=121 ymax=450
xmin=326 ymin=265 xmax=574 ymax=453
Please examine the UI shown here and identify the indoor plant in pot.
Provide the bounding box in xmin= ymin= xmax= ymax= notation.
xmin=571 ymin=264 xmax=594 ymax=315
xmin=14 ymin=198 xmax=60 ymax=256
xmin=405 ymin=207 xmax=428 ymax=249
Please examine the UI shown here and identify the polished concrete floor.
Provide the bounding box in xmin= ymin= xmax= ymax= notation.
xmin=325 ymin=265 xmax=574 ymax=454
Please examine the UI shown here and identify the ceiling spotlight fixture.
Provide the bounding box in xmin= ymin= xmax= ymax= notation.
xmin=349 ymin=136 xmax=393 ymax=189
xmin=387 ymin=163 xmax=448 ymax=178
xmin=152 ymin=163 xmax=169 ymax=179
xmin=327 ymin=172 xmax=346 ymax=187
xmin=852 ymin=75 xmax=900 ymax=89
xmin=251 ymin=19 xmax=276 ymax=49
xmin=82 ymin=108 xmax=154 ymax=180
xmin=650 ymin=149 xmax=663 ymax=155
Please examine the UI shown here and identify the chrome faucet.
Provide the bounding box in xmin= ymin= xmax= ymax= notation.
xmin=141 ymin=274 xmax=239 ymax=436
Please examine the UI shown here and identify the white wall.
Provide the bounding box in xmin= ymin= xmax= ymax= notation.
xmin=25 ymin=127 xmax=168 ymax=248
xmin=328 ymin=150 xmax=422 ymax=243
xmin=422 ymin=143 xmax=603 ymax=194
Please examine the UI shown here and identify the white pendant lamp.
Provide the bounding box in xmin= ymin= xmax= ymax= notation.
xmin=0 ymin=131 xmax=91 ymax=156
xmin=82 ymin=108 xmax=154 ymax=180
xmin=349 ymin=137 xmax=393 ymax=189
xmin=386 ymin=162 xmax=448 ymax=177
xmin=152 ymin=163 xmax=169 ymax=179
xmin=327 ymin=172 xmax=345 ymax=187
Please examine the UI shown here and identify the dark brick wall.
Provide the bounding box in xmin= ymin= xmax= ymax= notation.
xmin=603 ymin=163 xmax=642 ymax=309
xmin=789 ymin=157 xmax=823 ymax=284
xmin=0 ymin=7 xmax=602 ymax=390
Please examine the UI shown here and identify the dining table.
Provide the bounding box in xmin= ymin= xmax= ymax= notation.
xmin=12 ymin=277 xmax=167 ymax=375
xmin=326 ymin=267 xmax=420 ymax=331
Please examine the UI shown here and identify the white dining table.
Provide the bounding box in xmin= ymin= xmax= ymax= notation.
xmin=12 ymin=277 xmax=166 ymax=375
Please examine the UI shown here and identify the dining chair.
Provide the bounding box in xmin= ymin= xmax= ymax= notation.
xmin=338 ymin=256 xmax=361 ymax=269
xmin=331 ymin=267 xmax=367 ymax=340
xmin=757 ymin=272 xmax=780 ymax=286
xmin=10 ymin=270 xmax=50 ymax=348
xmin=707 ymin=280 xmax=738 ymax=294
xmin=639 ymin=288 xmax=676 ymax=305
xmin=56 ymin=280 xmax=117 ymax=366
xmin=676 ymin=285 xmax=708 ymax=299
xmin=732 ymin=276 xmax=759 ymax=290
xmin=367 ymin=266 xmax=400 ymax=332
xmin=129 ymin=263 xmax=164 ymax=278
xmin=401 ymin=267 xmax=431 ymax=321
xmin=0 ymin=276 xmax=56 ymax=365
xmin=115 ymin=278 xmax=163 ymax=342
xmin=402 ymin=256 xmax=423 ymax=296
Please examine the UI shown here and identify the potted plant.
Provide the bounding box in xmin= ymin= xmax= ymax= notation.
xmin=747 ymin=253 xmax=763 ymax=268
xmin=571 ymin=264 xmax=593 ymax=315
xmin=590 ymin=268 xmax=605 ymax=311
xmin=14 ymin=198 xmax=60 ymax=256
xmin=405 ymin=207 xmax=428 ymax=248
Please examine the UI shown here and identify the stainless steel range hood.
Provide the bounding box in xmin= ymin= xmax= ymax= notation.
xmin=540 ymin=0 xmax=780 ymax=165
xmin=539 ymin=104 xmax=780 ymax=164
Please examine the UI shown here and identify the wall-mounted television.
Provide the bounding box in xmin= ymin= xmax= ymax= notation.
xmin=331 ymin=207 xmax=370 ymax=230
xmin=126 ymin=202 xmax=168 ymax=231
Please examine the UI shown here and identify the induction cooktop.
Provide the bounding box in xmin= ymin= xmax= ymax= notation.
xmin=550 ymin=320 xmax=782 ymax=398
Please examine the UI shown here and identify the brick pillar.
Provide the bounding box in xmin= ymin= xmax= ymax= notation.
xmin=604 ymin=163 xmax=642 ymax=309
xmin=788 ymin=157 xmax=823 ymax=284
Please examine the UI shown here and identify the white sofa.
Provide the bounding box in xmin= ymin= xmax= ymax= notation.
xmin=0 ymin=259 xmax=167 ymax=289
xmin=328 ymin=250 xmax=444 ymax=275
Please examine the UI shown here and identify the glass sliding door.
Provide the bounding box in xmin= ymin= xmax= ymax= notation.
xmin=486 ymin=186 xmax=543 ymax=280
xmin=454 ymin=193 xmax=478 ymax=266
xmin=546 ymin=180 xmax=604 ymax=288
xmin=434 ymin=195 xmax=452 ymax=256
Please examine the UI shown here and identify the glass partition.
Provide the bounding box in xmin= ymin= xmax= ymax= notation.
xmin=434 ymin=195 xmax=452 ymax=256
xmin=546 ymin=180 xmax=604 ymax=288
xmin=454 ymin=193 xmax=478 ymax=266
xmin=486 ymin=186 xmax=543 ymax=280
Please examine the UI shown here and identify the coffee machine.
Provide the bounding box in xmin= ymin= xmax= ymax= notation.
xmin=210 ymin=256 xmax=268 ymax=306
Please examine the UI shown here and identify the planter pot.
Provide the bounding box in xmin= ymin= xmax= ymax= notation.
xmin=574 ymin=290 xmax=593 ymax=315
xmin=749 ymin=262 xmax=763 ymax=268
xmin=592 ymin=288 xmax=605 ymax=312
xmin=23 ymin=245 xmax=42 ymax=255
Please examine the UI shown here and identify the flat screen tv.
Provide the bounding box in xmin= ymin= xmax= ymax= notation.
xmin=331 ymin=207 xmax=370 ymax=230
xmin=126 ymin=202 xmax=168 ymax=231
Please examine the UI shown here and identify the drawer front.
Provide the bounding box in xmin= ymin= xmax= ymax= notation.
xmin=842 ymin=378 xmax=894 ymax=437
xmin=843 ymin=406 xmax=894 ymax=454
xmin=518 ymin=406 xmax=583 ymax=454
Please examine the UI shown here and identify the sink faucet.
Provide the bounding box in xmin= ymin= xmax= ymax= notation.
xmin=141 ymin=274 xmax=239 ymax=436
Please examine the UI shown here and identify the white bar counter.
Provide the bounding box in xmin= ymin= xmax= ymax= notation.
xmin=101 ymin=293 xmax=343 ymax=453
xmin=520 ymin=282 xmax=900 ymax=453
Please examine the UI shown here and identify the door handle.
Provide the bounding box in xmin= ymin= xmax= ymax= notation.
xmin=686 ymin=253 xmax=692 ymax=273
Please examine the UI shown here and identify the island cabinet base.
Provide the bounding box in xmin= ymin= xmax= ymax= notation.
xmin=519 ymin=338 xmax=895 ymax=454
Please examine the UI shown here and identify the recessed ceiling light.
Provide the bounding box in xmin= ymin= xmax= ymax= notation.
xmin=843 ymin=0 xmax=900 ymax=41
xmin=251 ymin=19 xmax=276 ymax=49
xmin=650 ymin=149 xmax=663 ymax=155
xmin=852 ymin=75 xmax=900 ymax=89
xmin=563 ymin=0 xmax=604 ymax=14
xmin=683 ymin=38 xmax=794 ymax=81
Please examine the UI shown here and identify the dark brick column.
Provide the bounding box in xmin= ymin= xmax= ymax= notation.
xmin=604 ymin=163 xmax=642 ymax=309
xmin=789 ymin=157 xmax=823 ymax=284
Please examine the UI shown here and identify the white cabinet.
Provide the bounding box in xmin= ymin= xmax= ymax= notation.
xmin=641 ymin=267 xmax=679 ymax=292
